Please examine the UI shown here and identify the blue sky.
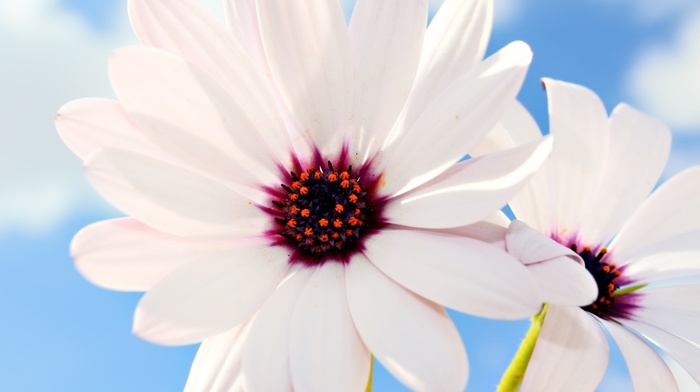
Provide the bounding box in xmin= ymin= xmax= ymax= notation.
xmin=1 ymin=0 xmax=699 ymax=390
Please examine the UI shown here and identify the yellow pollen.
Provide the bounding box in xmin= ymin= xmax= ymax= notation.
xmin=319 ymin=218 xmax=329 ymax=227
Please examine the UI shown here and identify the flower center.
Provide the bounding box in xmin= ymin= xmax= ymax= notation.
xmin=273 ymin=162 xmax=373 ymax=259
xmin=571 ymin=244 xmax=621 ymax=319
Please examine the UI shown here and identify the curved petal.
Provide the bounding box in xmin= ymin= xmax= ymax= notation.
xmin=132 ymin=241 xmax=291 ymax=345
xmin=505 ymin=219 xmax=581 ymax=266
xmin=380 ymin=41 xmax=533 ymax=197
xmin=578 ymin=103 xmax=671 ymax=246
xmin=621 ymin=230 xmax=700 ymax=282
xmin=109 ymin=46 xmax=283 ymax=196
xmin=611 ymin=166 xmax=700 ymax=262
xmin=363 ymin=228 xmax=541 ymax=320
xmin=384 ymin=136 xmax=551 ymax=228
xmin=522 ymin=306 xmax=609 ymax=392
xmin=346 ymin=254 xmax=468 ymax=392
xmin=184 ymin=320 xmax=253 ymax=392
xmin=243 ymin=267 xmax=314 ymax=392
xmin=541 ymin=78 xmax=609 ymax=239
xmin=348 ymin=0 xmax=427 ymax=160
xmin=128 ymin=0 xmax=292 ymax=163
xmin=84 ymin=148 xmax=268 ymax=239
xmin=256 ymin=0 xmax=352 ymax=155
xmin=400 ymin=0 xmax=493 ymax=135
xmin=627 ymin=319 xmax=700 ymax=386
xmin=438 ymin=220 xmax=508 ymax=248
xmin=71 ymin=217 xmax=228 ymax=292
xmin=56 ymin=98 xmax=169 ymax=161
xmin=526 ymin=259 xmax=597 ymax=306
xmin=602 ymin=320 xmax=678 ymax=392
xmin=289 ymin=263 xmax=371 ymax=392
xmin=633 ymin=286 xmax=700 ymax=346
xmin=470 ymin=100 xmax=543 ymax=157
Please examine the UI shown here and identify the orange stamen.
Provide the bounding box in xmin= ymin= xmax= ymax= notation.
xmin=287 ymin=219 xmax=297 ymax=228
xmin=301 ymin=209 xmax=310 ymax=217
xmin=319 ymin=218 xmax=329 ymax=227
xmin=349 ymin=194 xmax=358 ymax=203
xmin=328 ymin=173 xmax=337 ymax=182
xmin=335 ymin=204 xmax=344 ymax=213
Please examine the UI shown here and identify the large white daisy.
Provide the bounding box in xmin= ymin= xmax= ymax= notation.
xmin=57 ymin=0 xmax=555 ymax=390
xmin=480 ymin=78 xmax=700 ymax=391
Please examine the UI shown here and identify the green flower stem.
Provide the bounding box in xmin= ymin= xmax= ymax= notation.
xmin=365 ymin=355 xmax=374 ymax=392
xmin=496 ymin=304 xmax=549 ymax=392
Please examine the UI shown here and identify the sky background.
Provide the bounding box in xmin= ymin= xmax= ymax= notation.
xmin=1 ymin=0 xmax=700 ymax=390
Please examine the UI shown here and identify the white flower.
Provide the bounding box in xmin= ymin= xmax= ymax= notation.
xmin=479 ymin=78 xmax=700 ymax=391
xmin=56 ymin=0 xmax=553 ymax=390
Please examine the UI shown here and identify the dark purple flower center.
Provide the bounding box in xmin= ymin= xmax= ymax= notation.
xmin=273 ymin=162 xmax=374 ymax=259
xmin=572 ymin=244 xmax=622 ymax=319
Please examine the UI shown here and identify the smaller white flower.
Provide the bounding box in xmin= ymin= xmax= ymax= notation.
xmin=477 ymin=78 xmax=700 ymax=391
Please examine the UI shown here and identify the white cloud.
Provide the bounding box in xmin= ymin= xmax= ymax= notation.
xmin=603 ymin=0 xmax=698 ymax=23
xmin=626 ymin=9 xmax=700 ymax=131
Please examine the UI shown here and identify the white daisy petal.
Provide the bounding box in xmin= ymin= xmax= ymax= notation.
xmin=541 ymin=78 xmax=609 ymax=238
xmin=471 ymin=100 xmax=543 ymax=157
xmin=348 ymin=0 xmax=427 ymax=160
xmin=85 ymin=148 xmax=267 ymax=239
xmin=627 ymin=320 xmax=700 ymax=386
xmin=133 ymin=242 xmax=290 ymax=345
xmin=602 ymin=320 xmax=678 ymax=392
xmin=184 ymin=320 xmax=253 ymax=392
xmin=128 ymin=0 xmax=292 ymax=162
xmin=578 ymin=103 xmax=671 ymax=246
xmin=346 ymin=254 xmax=468 ymax=391
xmin=633 ymin=286 xmax=700 ymax=346
xmin=243 ymin=267 xmax=314 ymax=392
xmin=384 ymin=136 xmax=551 ymax=228
xmin=56 ymin=98 xmax=169 ymax=161
xmin=402 ymin=0 xmax=493 ymax=132
xmin=256 ymin=0 xmax=351 ymax=154
xmin=381 ymin=41 xmax=533 ymax=197
xmin=289 ymin=263 xmax=371 ymax=392
xmin=71 ymin=218 xmax=227 ymax=292
xmin=611 ymin=166 xmax=700 ymax=261
xmin=109 ymin=46 xmax=283 ymax=194
xmin=621 ymin=230 xmax=700 ymax=281
xmin=363 ymin=228 xmax=541 ymax=320
xmin=526 ymin=259 xmax=597 ymax=306
xmin=222 ymin=0 xmax=267 ymax=69
xmin=505 ymin=220 xmax=580 ymax=265
xmin=438 ymin=220 xmax=508 ymax=248
xmin=522 ymin=305 xmax=609 ymax=392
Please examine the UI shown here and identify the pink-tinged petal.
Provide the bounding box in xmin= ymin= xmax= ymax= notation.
xmin=184 ymin=320 xmax=253 ymax=392
xmin=439 ymin=219 xmax=508 ymax=248
xmin=522 ymin=306 xmax=609 ymax=392
xmin=222 ymin=0 xmax=267 ymax=70
xmin=56 ymin=98 xmax=169 ymax=161
xmin=526 ymin=259 xmax=597 ymax=306
xmin=541 ymin=78 xmax=609 ymax=238
xmin=471 ymin=101 xmax=543 ymax=157
xmin=380 ymin=41 xmax=533 ymax=197
xmin=289 ymin=263 xmax=371 ymax=392
xmin=128 ymin=0 xmax=292 ymax=163
xmin=348 ymin=0 xmax=427 ymax=160
xmin=633 ymin=286 xmax=700 ymax=346
xmin=621 ymin=230 xmax=700 ymax=282
xmin=71 ymin=218 xmax=227 ymax=292
xmin=384 ymin=136 xmax=551 ymax=228
xmin=602 ymin=320 xmax=679 ymax=392
xmin=243 ymin=267 xmax=314 ymax=392
xmin=109 ymin=46 xmax=282 ymax=197
xmin=346 ymin=254 xmax=468 ymax=391
xmin=626 ymin=319 xmax=700 ymax=386
xmin=133 ymin=241 xmax=290 ymax=345
xmin=401 ymin=0 xmax=493 ymax=134
xmin=611 ymin=167 xmax=700 ymax=262
xmin=256 ymin=0 xmax=351 ymax=155
xmin=85 ymin=148 xmax=267 ymax=239
xmin=578 ymin=103 xmax=671 ymax=247
xmin=363 ymin=228 xmax=541 ymax=320
xmin=506 ymin=220 xmax=580 ymax=265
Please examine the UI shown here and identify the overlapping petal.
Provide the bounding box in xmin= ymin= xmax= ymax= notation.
xmin=133 ymin=241 xmax=290 ymax=345
xmin=346 ymin=255 xmax=468 ymax=391
xmin=363 ymin=228 xmax=541 ymax=319
xmin=521 ymin=305 xmax=609 ymax=392
xmin=380 ymin=41 xmax=533 ymax=197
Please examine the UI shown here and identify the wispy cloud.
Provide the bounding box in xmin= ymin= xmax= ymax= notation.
xmin=625 ymin=8 xmax=700 ymax=132
xmin=600 ymin=0 xmax=698 ymax=24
